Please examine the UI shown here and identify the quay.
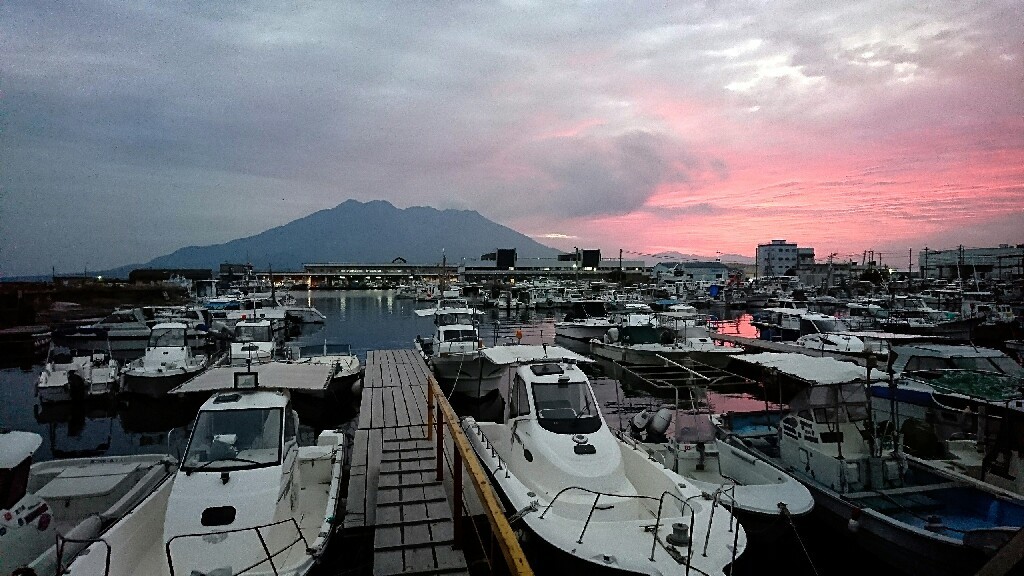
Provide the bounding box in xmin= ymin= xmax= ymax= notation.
xmin=343 ymin=349 xmax=532 ymax=576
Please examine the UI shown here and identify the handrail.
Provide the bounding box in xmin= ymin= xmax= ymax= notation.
xmin=536 ymin=483 xmax=706 ymax=564
xmin=651 ymin=491 xmax=699 ymax=570
xmin=57 ymin=534 xmax=112 ymax=576
xmin=164 ymin=517 xmax=312 ymax=576
xmin=427 ymin=375 xmax=533 ymax=576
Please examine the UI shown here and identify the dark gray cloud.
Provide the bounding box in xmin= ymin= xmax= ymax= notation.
xmin=1 ymin=0 xmax=1021 ymax=275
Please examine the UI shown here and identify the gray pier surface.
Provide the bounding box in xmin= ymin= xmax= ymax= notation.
xmin=345 ymin=349 xmax=471 ymax=576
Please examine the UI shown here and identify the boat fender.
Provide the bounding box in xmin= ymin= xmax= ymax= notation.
xmin=648 ymin=408 xmax=673 ymax=436
xmin=847 ymin=508 xmax=862 ymax=532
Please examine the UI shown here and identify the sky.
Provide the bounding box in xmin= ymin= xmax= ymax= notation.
xmin=2 ymin=1 xmax=1022 ymax=277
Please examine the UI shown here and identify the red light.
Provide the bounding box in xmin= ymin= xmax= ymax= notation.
xmin=37 ymin=513 xmax=51 ymax=531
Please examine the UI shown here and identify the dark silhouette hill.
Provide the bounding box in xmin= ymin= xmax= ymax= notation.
xmin=118 ymin=200 xmax=560 ymax=273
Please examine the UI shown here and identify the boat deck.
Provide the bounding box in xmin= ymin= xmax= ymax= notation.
xmin=345 ymin=349 xmax=471 ymax=576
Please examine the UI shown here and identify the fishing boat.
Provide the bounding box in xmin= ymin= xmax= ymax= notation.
xmin=120 ymin=323 xmax=212 ymax=398
xmin=229 ymin=318 xmax=285 ymax=366
xmin=36 ymin=345 xmax=120 ymax=404
xmin=286 ymin=341 xmax=363 ymax=397
xmin=0 ymin=430 xmax=175 ymax=576
xmin=553 ymin=300 xmax=616 ymax=342
xmin=869 ymin=343 xmax=1024 ymax=496
xmin=723 ymin=352 xmax=1024 ymax=576
xmin=590 ymin=323 xmax=742 ymax=366
xmin=414 ymin=299 xmax=503 ymax=398
xmin=629 ymin=403 xmax=814 ymax=535
xmin=64 ymin=367 xmax=345 ymax=576
xmin=462 ymin=345 xmax=748 ymax=575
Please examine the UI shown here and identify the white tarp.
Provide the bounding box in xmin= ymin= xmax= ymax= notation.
xmin=738 ymin=352 xmax=872 ymax=384
xmin=171 ymin=362 xmax=335 ymax=394
xmin=480 ymin=344 xmax=592 ymax=366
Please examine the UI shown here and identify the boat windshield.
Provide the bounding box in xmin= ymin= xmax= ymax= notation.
xmin=235 ymin=324 xmax=272 ymax=343
xmin=437 ymin=313 xmax=475 ymax=326
xmin=149 ymin=327 xmax=187 ymax=347
xmin=904 ymin=355 xmax=1024 ymax=376
xmin=182 ymin=408 xmax=282 ymax=471
xmin=441 ymin=328 xmax=478 ymax=342
xmin=532 ymin=380 xmax=602 ymax=434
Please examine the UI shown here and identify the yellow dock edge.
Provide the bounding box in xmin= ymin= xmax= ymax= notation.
xmin=427 ymin=375 xmax=534 ymax=576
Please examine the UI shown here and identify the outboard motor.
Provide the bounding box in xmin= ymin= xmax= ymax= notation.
xmin=629 ymin=410 xmax=651 ymax=440
xmin=646 ymin=408 xmax=673 ymax=443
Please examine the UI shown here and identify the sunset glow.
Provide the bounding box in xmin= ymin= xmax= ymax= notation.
xmin=1 ymin=1 xmax=1021 ymax=275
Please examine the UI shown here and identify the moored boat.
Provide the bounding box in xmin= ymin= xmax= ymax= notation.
xmin=64 ymin=368 xmax=345 ymax=576
xmin=725 ymin=352 xmax=1024 ymax=576
xmin=120 ymin=322 xmax=212 ymax=398
xmin=1 ymin=430 xmax=175 ymax=576
xmin=462 ymin=345 xmax=748 ymax=574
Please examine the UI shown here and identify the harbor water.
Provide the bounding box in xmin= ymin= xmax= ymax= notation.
xmin=1 ymin=290 xmax=896 ymax=575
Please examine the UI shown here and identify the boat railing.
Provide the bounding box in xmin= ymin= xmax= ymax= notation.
xmin=164 ymin=517 xmax=312 ymax=576
xmin=487 ymin=321 xmax=550 ymax=346
xmin=57 ymin=533 xmax=112 ymax=576
xmin=426 ymin=376 xmax=534 ymax=576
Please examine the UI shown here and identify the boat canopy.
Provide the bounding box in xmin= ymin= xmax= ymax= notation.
xmin=738 ymin=353 xmax=872 ymax=384
xmin=171 ymin=363 xmax=335 ymax=394
xmin=481 ymin=345 xmax=591 ymax=366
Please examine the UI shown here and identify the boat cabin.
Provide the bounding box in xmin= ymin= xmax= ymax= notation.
xmin=508 ymin=361 xmax=603 ymax=435
xmin=778 ymin=380 xmax=905 ymax=494
xmin=166 ymin=377 xmax=301 ymax=574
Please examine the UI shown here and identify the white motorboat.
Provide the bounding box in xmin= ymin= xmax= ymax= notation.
xmin=554 ymin=300 xmax=616 ymax=342
xmin=630 ymin=407 xmax=814 ymax=534
xmin=121 ymin=323 xmax=212 ymax=398
xmin=590 ymin=324 xmax=742 ymax=366
xmin=36 ymin=345 xmax=119 ymax=403
xmin=287 ymin=341 xmax=363 ymax=397
xmin=462 ymin=345 xmax=747 ymax=574
xmin=54 ymin=307 xmax=152 ymax=353
xmin=0 ymin=430 xmax=175 ymax=576
xmin=64 ymin=369 xmax=345 ymax=576
xmin=414 ymin=300 xmax=503 ymax=397
xmin=229 ymin=319 xmax=285 ymax=366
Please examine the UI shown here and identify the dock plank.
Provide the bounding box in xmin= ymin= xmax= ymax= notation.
xmin=352 ymin=349 xmax=469 ymax=576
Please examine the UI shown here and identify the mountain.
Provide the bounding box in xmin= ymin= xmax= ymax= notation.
xmin=112 ymin=200 xmax=561 ymax=274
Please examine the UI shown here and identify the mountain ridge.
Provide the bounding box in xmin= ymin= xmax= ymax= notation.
xmin=98 ymin=199 xmax=561 ymax=276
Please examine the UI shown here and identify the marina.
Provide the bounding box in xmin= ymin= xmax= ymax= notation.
xmin=1 ymin=285 xmax=1022 ymax=575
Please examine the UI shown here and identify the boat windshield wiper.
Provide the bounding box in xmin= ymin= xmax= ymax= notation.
xmin=184 ymin=456 xmax=263 ymax=475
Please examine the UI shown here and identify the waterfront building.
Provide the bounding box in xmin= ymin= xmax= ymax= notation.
xmin=756 ymin=239 xmax=814 ymax=277
xmin=919 ymin=244 xmax=1024 ymax=280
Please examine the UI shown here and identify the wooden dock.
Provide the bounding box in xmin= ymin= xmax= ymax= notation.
xmin=345 ymin=349 xmax=471 ymax=576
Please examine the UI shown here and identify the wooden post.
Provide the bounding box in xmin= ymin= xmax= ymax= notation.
xmin=427 ymin=379 xmax=434 ymax=440
xmin=435 ymin=403 xmax=444 ymax=481
xmin=453 ymin=448 xmax=464 ymax=548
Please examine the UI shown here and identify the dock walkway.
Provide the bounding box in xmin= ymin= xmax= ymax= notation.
xmin=345 ymin=349 xmax=470 ymax=576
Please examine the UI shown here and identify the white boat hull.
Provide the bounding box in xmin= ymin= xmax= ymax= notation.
xmin=65 ymin=436 xmax=343 ymax=576
xmin=463 ymin=418 xmax=746 ymax=575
